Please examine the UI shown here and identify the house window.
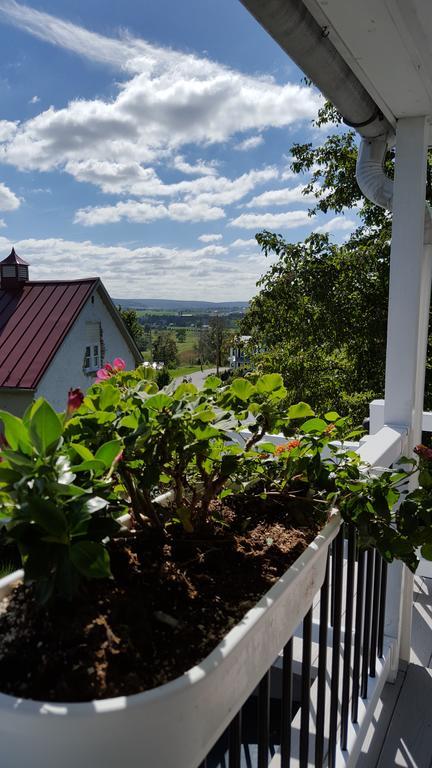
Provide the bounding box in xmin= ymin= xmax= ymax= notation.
xmin=83 ymin=343 xmax=101 ymax=372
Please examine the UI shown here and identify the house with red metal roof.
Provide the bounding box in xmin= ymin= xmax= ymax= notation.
xmin=0 ymin=248 xmax=142 ymax=415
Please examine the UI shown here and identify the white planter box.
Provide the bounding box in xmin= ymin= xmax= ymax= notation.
xmin=0 ymin=512 xmax=340 ymax=768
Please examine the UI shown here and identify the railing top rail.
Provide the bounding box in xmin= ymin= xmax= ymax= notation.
xmin=356 ymin=425 xmax=407 ymax=468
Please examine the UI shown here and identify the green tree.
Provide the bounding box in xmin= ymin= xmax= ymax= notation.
xmin=197 ymin=316 xmax=228 ymax=374
xmin=176 ymin=328 xmax=187 ymax=343
xmin=152 ymin=332 xmax=179 ymax=368
xmin=119 ymin=308 xmax=146 ymax=351
xmin=241 ymin=99 xmax=432 ymax=424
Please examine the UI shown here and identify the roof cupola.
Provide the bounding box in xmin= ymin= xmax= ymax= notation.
xmin=0 ymin=248 xmax=29 ymax=290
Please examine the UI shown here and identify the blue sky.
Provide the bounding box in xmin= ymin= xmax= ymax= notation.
xmin=0 ymin=0 xmax=357 ymax=300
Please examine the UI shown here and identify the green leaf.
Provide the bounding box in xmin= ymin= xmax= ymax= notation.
xmin=119 ymin=413 xmax=139 ymax=429
xmin=203 ymin=375 xmax=222 ymax=390
xmin=419 ymin=469 xmax=432 ymax=490
xmin=29 ymin=498 xmax=68 ymax=538
xmin=70 ymin=443 xmax=94 ymax=462
xmin=145 ymin=393 xmax=172 ymax=411
xmin=29 ymin=399 xmax=63 ymax=455
xmin=256 ymin=373 xmax=284 ymax=393
xmin=192 ymin=409 xmax=216 ymax=423
xmin=287 ymin=402 xmax=315 ymax=420
xmin=300 ymin=417 xmax=328 ymax=433
xmin=70 ymin=541 xmax=111 ymax=579
xmin=191 ymin=424 xmax=220 ymax=440
xmin=0 ymin=410 xmax=31 ymax=454
xmin=173 ymin=383 xmax=197 ymax=398
xmin=98 ymin=384 xmax=120 ymax=410
xmin=95 ymin=439 xmax=123 ymax=468
xmin=420 ymin=543 xmax=432 ymax=561
xmin=325 ymin=411 xmax=341 ymax=422
xmin=230 ymin=378 xmax=255 ymax=402
xmin=70 ymin=460 xmax=106 ymax=474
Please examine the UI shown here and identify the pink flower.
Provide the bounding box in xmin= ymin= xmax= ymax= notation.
xmin=66 ymin=388 xmax=84 ymax=415
xmin=96 ymin=368 xmax=111 ymax=381
xmin=96 ymin=357 xmax=126 ymax=382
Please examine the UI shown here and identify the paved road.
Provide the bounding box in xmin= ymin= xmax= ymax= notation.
xmin=172 ymin=368 xmax=227 ymax=389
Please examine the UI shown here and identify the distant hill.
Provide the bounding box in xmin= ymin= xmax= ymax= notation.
xmin=114 ymin=298 xmax=249 ymax=311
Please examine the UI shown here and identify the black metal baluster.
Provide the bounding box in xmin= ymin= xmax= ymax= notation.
xmin=361 ymin=549 xmax=375 ymax=699
xmin=229 ymin=710 xmax=242 ymax=768
xmin=300 ymin=607 xmax=313 ymax=768
xmin=369 ymin=550 xmax=382 ymax=677
xmin=315 ymin=552 xmax=330 ymax=768
xmin=280 ymin=639 xmax=293 ymax=768
xmin=258 ymin=671 xmax=270 ymax=768
xmin=330 ymin=538 xmax=336 ymax=627
xmin=351 ymin=548 xmax=365 ymax=723
xmin=377 ymin=560 xmax=388 ymax=658
xmin=328 ymin=527 xmax=344 ymax=768
xmin=340 ymin=525 xmax=356 ymax=750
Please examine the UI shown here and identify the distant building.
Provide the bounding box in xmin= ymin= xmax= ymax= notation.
xmin=0 ymin=249 xmax=141 ymax=415
xmin=229 ymin=335 xmax=252 ymax=369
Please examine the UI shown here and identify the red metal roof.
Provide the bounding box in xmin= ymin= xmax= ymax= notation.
xmin=0 ymin=248 xmax=29 ymax=267
xmin=0 ymin=279 xmax=98 ymax=389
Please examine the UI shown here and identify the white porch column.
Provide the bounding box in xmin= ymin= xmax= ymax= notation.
xmin=383 ymin=116 xmax=431 ymax=669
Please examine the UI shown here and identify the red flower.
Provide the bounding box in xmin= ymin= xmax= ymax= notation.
xmin=67 ymin=388 xmax=84 ymax=415
xmin=112 ymin=358 xmax=126 ymax=371
xmin=414 ymin=444 xmax=432 ymax=462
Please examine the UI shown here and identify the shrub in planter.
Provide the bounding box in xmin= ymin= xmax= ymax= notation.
xmin=0 ymin=366 xmax=431 ymax=767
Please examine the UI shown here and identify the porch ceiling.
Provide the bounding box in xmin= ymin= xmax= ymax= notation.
xmin=303 ymin=0 xmax=432 ymax=136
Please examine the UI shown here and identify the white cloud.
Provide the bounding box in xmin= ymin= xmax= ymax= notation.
xmin=314 ymin=216 xmax=356 ymax=234
xmin=75 ymin=198 xmax=225 ymax=226
xmin=0 ymin=218 xmax=6 ymax=228
xmin=230 ymin=237 xmax=257 ymax=249
xmin=29 ymin=94 xmax=40 ymax=104
xmin=198 ymin=233 xmax=223 ymax=243
xmin=0 ymin=2 xmax=320 ymax=187
xmin=0 ymin=119 xmax=17 ymax=142
xmin=0 ymin=181 xmax=20 ymax=211
xmin=229 ymin=210 xmax=312 ymax=229
xmin=245 ymin=184 xmax=318 ymax=208
xmin=74 ymin=166 xmax=278 ymax=225
xmin=0 ymin=234 xmax=266 ymax=301
xmin=171 ymin=155 xmax=218 ymax=177
xmin=234 ymin=135 xmax=264 ymax=152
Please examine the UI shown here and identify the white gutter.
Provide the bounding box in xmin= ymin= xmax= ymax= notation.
xmin=356 ymin=137 xmax=432 ymax=244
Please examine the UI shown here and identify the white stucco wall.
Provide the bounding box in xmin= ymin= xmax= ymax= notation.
xmin=36 ymin=288 xmax=137 ymax=412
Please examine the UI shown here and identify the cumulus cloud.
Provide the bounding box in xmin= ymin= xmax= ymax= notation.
xmin=0 ymin=218 xmax=6 ymax=228
xmin=230 ymin=237 xmax=258 ymax=249
xmin=0 ymin=235 xmax=268 ymax=301
xmin=29 ymin=94 xmax=40 ymax=104
xmin=0 ymin=119 xmax=17 ymax=142
xmin=74 ymin=167 xmax=278 ymax=225
xmin=314 ymin=216 xmax=356 ymax=234
xmin=245 ymin=184 xmax=318 ymax=208
xmin=229 ymin=210 xmax=311 ymax=229
xmin=198 ymin=233 xmax=223 ymax=243
xmin=75 ymin=199 xmax=225 ymax=226
xmin=0 ymin=2 xmax=320 ymax=189
xmin=0 ymin=181 xmax=20 ymax=211
xmin=234 ymin=135 xmax=264 ymax=151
